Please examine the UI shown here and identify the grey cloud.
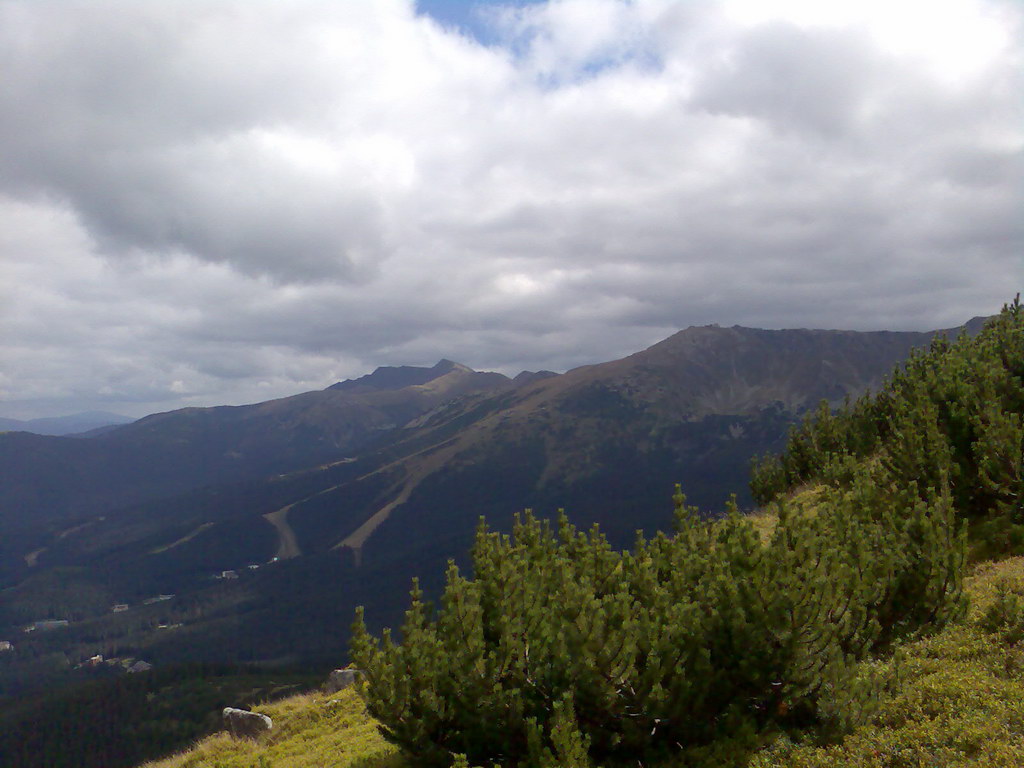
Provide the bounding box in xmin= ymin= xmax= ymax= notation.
xmin=941 ymin=148 xmax=1023 ymax=189
xmin=0 ymin=1 xmax=404 ymax=282
xmin=691 ymin=22 xmax=878 ymax=137
xmin=68 ymin=152 xmax=390 ymax=282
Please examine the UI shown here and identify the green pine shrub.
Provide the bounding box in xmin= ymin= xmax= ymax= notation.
xmin=978 ymin=580 xmax=1024 ymax=646
xmin=751 ymin=297 xmax=1024 ymax=543
xmin=351 ymin=474 xmax=965 ymax=766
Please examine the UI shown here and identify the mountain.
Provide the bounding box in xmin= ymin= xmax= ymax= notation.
xmin=0 ymin=319 xmax=985 ymax=704
xmin=0 ymin=411 xmax=134 ymax=437
xmin=327 ymin=359 xmax=470 ymax=393
xmin=0 ymin=361 xmax=512 ymax=536
xmin=274 ymin=323 xmax=942 ymax=573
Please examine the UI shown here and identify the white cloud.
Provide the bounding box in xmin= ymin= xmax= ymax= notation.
xmin=0 ymin=0 xmax=1020 ymax=417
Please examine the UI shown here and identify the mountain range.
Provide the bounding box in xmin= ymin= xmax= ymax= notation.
xmin=0 ymin=318 xmax=987 ymax=698
xmin=0 ymin=411 xmax=134 ymax=437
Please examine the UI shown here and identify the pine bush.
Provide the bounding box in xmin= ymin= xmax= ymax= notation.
xmin=751 ymin=296 xmax=1024 ymax=534
xmin=351 ymin=479 xmax=965 ymax=766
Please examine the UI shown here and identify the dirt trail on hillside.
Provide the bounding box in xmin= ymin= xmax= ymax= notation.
xmin=332 ymin=493 xmax=409 ymax=567
xmin=263 ymin=506 xmax=302 ymax=560
xmin=332 ymin=438 xmax=465 ymax=565
xmin=150 ymin=522 xmax=215 ymax=554
xmin=24 ymin=548 xmax=46 ymax=567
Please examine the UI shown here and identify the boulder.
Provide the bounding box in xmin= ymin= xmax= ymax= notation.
xmin=325 ymin=668 xmax=363 ymax=693
xmin=223 ymin=707 xmax=272 ymax=739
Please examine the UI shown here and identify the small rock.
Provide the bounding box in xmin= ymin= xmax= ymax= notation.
xmin=325 ymin=668 xmax=363 ymax=693
xmin=223 ymin=707 xmax=272 ymax=739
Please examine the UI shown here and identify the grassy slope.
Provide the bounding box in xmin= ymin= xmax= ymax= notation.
xmin=145 ymin=551 xmax=1024 ymax=768
xmin=142 ymin=687 xmax=402 ymax=768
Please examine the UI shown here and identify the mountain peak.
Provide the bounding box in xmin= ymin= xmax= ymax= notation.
xmin=432 ymin=359 xmax=472 ymax=374
xmin=513 ymin=370 xmax=559 ymax=387
xmin=328 ymin=359 xmax=474 ymax=393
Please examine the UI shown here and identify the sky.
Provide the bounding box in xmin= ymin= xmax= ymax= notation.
xmin=0 ymin=0 xmax=1021 ymax=419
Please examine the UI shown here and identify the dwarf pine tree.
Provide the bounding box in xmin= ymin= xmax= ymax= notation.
xmin=351 ymin=478 xmax=964 ymax=766
xmin=751 ymin=296 xmax=1024 ymax=534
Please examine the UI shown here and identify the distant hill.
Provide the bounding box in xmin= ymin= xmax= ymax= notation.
xmin=0 ymin=411 xmax=134 ymax=437
xmin=0 ymin=362 xmax=512 ymax=535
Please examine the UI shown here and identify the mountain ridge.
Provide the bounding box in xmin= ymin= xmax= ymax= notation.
xmin=0 ymin=411 xmax=134 ymax=437
xmin=0 ymin=362 xmax=513 ymax=538
xmin=327 ymin=358 xmax=475 ymax=394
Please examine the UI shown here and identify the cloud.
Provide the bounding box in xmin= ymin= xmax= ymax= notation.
xmin=0 ymin=0 xmax=1020 ymax=417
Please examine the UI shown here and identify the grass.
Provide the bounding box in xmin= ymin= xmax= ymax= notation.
xmin=141 ymin=687 xmax=403 ymax=768
xmin=746 ymin=483 xmax=824 ymax=543
xmin=146 ymin=550 xmax=1024 ymax=768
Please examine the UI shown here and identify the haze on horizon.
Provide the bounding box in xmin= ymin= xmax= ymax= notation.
xmin=0 ymin=0 xmax=1020 ymax=419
